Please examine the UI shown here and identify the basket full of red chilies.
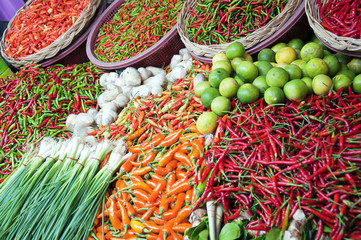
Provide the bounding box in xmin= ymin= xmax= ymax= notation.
xmin=86 ymin=0 xmax=185 ymax=70
xmin=305 ymin=0 xmax=361 ymax=56
xmin=177 ymin=0 xmax=304 ymax=59
xmin=0 ymin=0 xmax=101 ymax=68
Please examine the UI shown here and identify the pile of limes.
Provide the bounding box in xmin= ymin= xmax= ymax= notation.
xmin=195 ymin=37 xmax=361 ymax=115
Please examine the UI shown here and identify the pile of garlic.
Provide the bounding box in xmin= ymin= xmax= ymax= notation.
xmin=65 ymin=48 xmax=193 ymax=135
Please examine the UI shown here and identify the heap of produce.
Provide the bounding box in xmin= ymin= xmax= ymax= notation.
xmin=0 ymin=63 xmax=104 ymax=181
xmin=194 ymin=37 xmax=361 ymax=123
xmin=318 ymin=0 xmax=361 ymax=38
xmin=94 ymin=0 xmax=184 ymax=62
xmin=3 ymin=0 xmax=91 ymax=58
xmin=186 ymin=0 xmax=289 ymax=44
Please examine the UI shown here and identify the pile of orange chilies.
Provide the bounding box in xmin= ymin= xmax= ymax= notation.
xmin=4 ymin=0 xmax=90 ymax=58
xmin=90 ymin=62 xmax=210 ymax=239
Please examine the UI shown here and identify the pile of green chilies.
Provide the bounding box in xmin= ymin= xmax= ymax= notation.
xmin=194 ymin=89 xmax=361 ymax=239
xmin=0 ymin=63 xmax=105 ymax=181
xmin=94 ymin=0 xmax=184 ymax=62
xmin=186 ymin=0 xmax=289 ymax=44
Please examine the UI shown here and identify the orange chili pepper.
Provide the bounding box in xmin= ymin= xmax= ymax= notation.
xmin=108 ymin=197 xmax=122 ymax=230
xmin=172 ymin=223 xmax=192 ymax=233
xmin=141 ymin=206 xmax=157 ymax=221
xmin=148 ymin=179 xmax=167 ymax=202
xmin=175 ymin=164 xmax=187 ymax=180
xmin=170 ymin=229 xmax=183 ymax=240
xmin=146 ymin=179 xmax=158 ymax=189
xmin=154 ymin=167 xmax=169 ymax=176
xmin=174 ymin=206 xmax=191 ymax=225
xmin=154 ymin=216 xmax=167 ymax=225
xmin=190 ymin=125 xmax=202 ymax=135
xmin=160 ymin=219 xmax=175 ymax=239
xmin=151 ymin=173 xmax=164 ymax=182
xmin=179 ymin=133 xmax=197 ymax=143
xmin=118 ymin=154 xmax=137 ymax=175
xmin=162 ymin=193 xmax=185 ymax=220
xmin=174 ymin=152 xmax=193 ymax=167
xmin=141 ymin=134 xmax=165 ymax=151
xmin=127 ymin=124 xmax=148 ymax=141
xmin=158 ymin=144 xmax=181 ymax=167
xmin=132 ymin=166 xmax=152 ymax=176
xmin=133 ymin=189 xmax=151 ymax=202
xmin=179 ymin=141 xmax=192 ymax=154
xmin=130 ymin=219 xmax=152 ymax=234
xmin=184 ymin=189 xmax=193 ymax=205
xmin=131 ymin=182 xmax=153 ymax=194
xmin=189 ymin=138 xmax=204 ymax=160
xmin=160 ymin=129 xmax=183 ymax=147
xmin=147 ymin=233 xmax=159 ymax=240
xmin=158 ymin=194 xmax=169 ymax=215
xmin=96 ymin=232 xmax=104 ymax=240
xmin=137 ymin=151 xmax=157 ymax=167
xmin=144 ymin=220 xmax=162 ymax=234
xmin=165 ymin=160 xmax=178 ymax=172
xmin=130 ymin=174 xmax=144 ymax=183
xmin=165 ymin=172 xmax=176 ymax=194
xmin=166 ymin=181 xmax=192 ymax=196
xmin=122 ymin=199 xmax=136 ymax=217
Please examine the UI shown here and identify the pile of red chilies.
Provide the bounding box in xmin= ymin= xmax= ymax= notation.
xmin=0 ymin=63 xmax=104 ymax=181
xmin=195 ymin=88 xmax=361 ymax=239
xmin=318 ymin=0 xmax=361 ymax=38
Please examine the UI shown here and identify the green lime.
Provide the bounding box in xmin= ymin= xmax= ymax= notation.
xmin=312 ymin=74 xmax=333 ymax=96
xmin=252 ymin=76 xmax=269 ymax=94
xmin=288 ymin=38 xmax=304 ymax=50
xmin=194 ymin=81 xmax=211 ymax=97
xmin=254 ymin=61 xmax=273 ymax=76
xmin=271 ymin=42 xmax=288 ymax=53
xmin=266 ymin=67 xmax=289 ymax=88
xmin=201 ymin=87 xmax=221 ymax=108
xmin=257 ymin=48 xmax=276 ymax=62
xmin=337 ymin=69 xmax=356 ymax=80
xmin=283 ymin=79 xmax=308 ymax=102
xmin=264 ymin=87 xmax=285 ymax=104
xmin=208 ymin=68 xmax=230 ymax=88
xmin=301 ymin=77 xmax=313 ymax=95
xmin=196 ymin=112 xmax=218 ymax=135
xmin=310 ymin=35 xmax=329 ymax=50
xmin=299 ymin=61 xmax=309 ymax=77
xmin=212 ymin=52 xmax=230 ymax=65
xmin=323 ymin=54 xmax=340 ymax=77
xmin=212 ymin=60 xmax=233 ymax=75
xmin=306 ymin=58 xmax=328 ymax=78
xmin=335 ymin=53 xmax=352 ymax=65
xmin=243 ymin=53 xmax=253 ymax=62
xmin=339 ymin=63 xmax=348 ymax=71
xmin=211 ymin=96 xmax=231 ymax=116
xmin=226 ymin=42 xmax=245 ymax=60
xmin=300 ymin=42 xmax=324 ymax=62
xmin=291 ymin=59 xmax=306 ymax=67
xmin=236 ymin=61 xmax=259 ymax=83
xmin=333 ymin=74 xmax=352 ymax=91
xmin=275 ymin=47 xmax=297 ymax=64
xmin=237 ymin=83 xmax=260 ymax=104
xmin=347 ymin=58 xmax=361 ymax=74
xmin=234 ymin=75 xmax=245 ymax=86
xmin=323 ymin=50 xmax=332 ymax=56
xmin=219 ymin=77 xmax=240 ymax=98
xmin=352 ymin=74 xmax=361 ymax=93
xmin=231 ymin=57 xmax=244 ymax=72
xmin=284 ymin=64 xmax=303 ymax=80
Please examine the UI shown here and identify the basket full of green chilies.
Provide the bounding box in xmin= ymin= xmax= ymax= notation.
xmin=86 ymin=0 xmax=185 ymax=70
xmin=177 ymin=0 xmax=304 ymax=58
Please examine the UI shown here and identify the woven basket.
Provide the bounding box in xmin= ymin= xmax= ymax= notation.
xmin=177 ymin=0 xmax=303 ymax=58
xmin=86 ymin=0 xmax=185 ymax=70
xmin=0 ymin=0 xmax=101 ymax=68
xmin=305 ymin=0 xmax=361 ymax=53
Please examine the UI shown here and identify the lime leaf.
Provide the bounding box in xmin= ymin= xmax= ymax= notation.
xmin=219 ymin=222 xmax=241 ymax=240
xmin=198 ymin=229 xmax=209 ymax=240
xmin=265 ymin=228 xmax=283 ymax=240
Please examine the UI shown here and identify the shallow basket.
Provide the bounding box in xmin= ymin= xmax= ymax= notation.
xmin=0 ymin=0 xmax=101 ymax=68
xmin=86 ymin=0 xmax=185 ymax=70
xmin=305 ymin=0 xmax=361 ymax=57
xmin=177 ymin=0 xmax=303 ymax=59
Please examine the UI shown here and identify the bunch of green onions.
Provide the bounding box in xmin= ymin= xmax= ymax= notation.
xmin=0 ymin=136 xmax=129 ymax=240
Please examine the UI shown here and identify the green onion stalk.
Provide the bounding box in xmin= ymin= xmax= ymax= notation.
xmin=0 ymin=137 xmax=56 ymax=238
xmin=39 ymin=140 xmax=114 ymax=240
xmin=60 ymin=140 xmax=128 ymax=240
xmin=8 ymin=137 xmax=82 ymax=240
